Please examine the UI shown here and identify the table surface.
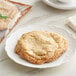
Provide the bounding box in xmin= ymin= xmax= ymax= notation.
xmin=0 ymin=0 xmax=76 ymax=76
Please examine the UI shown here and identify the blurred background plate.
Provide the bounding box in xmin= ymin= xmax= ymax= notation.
xmin=42 ymin=0 xmax=76 ymax=10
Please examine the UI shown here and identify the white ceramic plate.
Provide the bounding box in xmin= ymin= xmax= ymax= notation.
xmin=5 ymin=25 xmax=76 ymax=68
xmin=42 ymin=0 xmax=76 ymax=10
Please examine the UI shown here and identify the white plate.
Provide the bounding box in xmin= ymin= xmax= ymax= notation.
xmin=42 ymin=0 xmax=76 ymax=10
xmin=5 ymin=25 xmax=76 ymax=68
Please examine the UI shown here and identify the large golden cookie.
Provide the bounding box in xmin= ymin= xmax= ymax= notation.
xmin=15 ymin=31 xmax=68 ymax=64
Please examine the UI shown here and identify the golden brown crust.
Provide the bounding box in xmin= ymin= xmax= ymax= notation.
xmin=15 ymin=31 xmax=68 ymax=64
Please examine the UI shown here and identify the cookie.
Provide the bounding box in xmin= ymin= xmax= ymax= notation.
xmin=0 ymin=0 xmax=19 ymax=30
xmin=15 ymin=31 xmax=68 ymax=64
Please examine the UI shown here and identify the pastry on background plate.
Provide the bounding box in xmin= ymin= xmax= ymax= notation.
xmin=0 ymin=0 xmax=32 ymax=43
xmin=0 ymin=0 xmax=19 ymax=30
xmin=15 ymin=31 xmax=68 ymax=64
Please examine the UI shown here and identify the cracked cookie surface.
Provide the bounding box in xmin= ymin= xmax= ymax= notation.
xmin=15 ymin=31 xmax=68 ymax=64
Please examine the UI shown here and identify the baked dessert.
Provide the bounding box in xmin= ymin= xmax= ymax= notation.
xmin=0 ymin=0 xmax=20 ymax=30
xmin=15 ymin=31 xmax=68 ymax=64
xmin=0 ymin=0 xmax=19 ymax=30
xmin=0 ymin=0 xmax=32 ymax=43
